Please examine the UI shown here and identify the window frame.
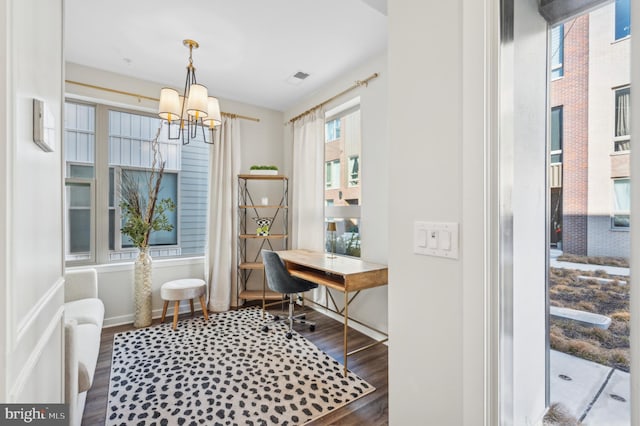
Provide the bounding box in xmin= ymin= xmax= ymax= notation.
xmin=613 ymin=86 xmax=630 ymax=152
xmin=323 ymin=98 xmax=362 ymax=258
xmin=325 ymin=159 xmax=341 ymax=189
xmin=614 ymin=0 xmax=631 ymax=41
xmin=64 ymin=177 xmax=96 ymax=265
xmin=64 ymin=100 xmax=206 ymax=266
xmin=612 ymin=178 xmax=630 ymax=230
xmin=550 ymin=106 xmax=563 ymax=164
xmin=325 ymin=118 xmax=342 ymax=142
xmin=550 ymin=24 xmax=564 ymax=80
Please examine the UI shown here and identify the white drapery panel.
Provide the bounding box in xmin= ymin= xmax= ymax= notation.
xmin=292 ymin=109 xmax=325 ymax=251
xmin=206 ymin=117 xmax=241 ymax=311
xmin=292 ymin=110 xmax=326 ymax=304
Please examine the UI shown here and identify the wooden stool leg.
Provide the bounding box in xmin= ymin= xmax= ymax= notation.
xmin=172 ymin=301 xmax=180 ymax=330
xmin=161 ymin=301 xmax=169 ymax=323
xmin=199 ymin=295 xmax=209 ymax=321
xmin=189 ymin=299 xmax=195 ymax=316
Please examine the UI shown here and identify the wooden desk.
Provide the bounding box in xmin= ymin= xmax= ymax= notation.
xmin=277 ymin=249 xmax=388 ymax=374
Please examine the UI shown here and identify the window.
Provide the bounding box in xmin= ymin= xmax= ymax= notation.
xmin=550 ymin=24 xmax=564 ymax=79
xmin=325 ymin=160 xmax=341 ymax=189
xmin=348 ymin=155 xmax=360 ymax=186
xmin=613 ymin=178 xmax=630 ymax=228
xmin=615 ymin=0 xmax=631 ymax=40
xmin=64 ymin=103 xmax=96 ymax=262
xmin=325 ymin=118 xmax=341 ymax=142
xmin=614 ymin=87 xmax=630 ymax=152
xmin=63 ymin=101 xmax=210 ymax=265
xmin=324 ymin=99 xmax=361 ymax=257
xmin=550 ymin=106 xmax=563 ymax=163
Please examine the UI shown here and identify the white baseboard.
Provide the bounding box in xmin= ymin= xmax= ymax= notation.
xmin=103 ymin=305 xmax=207 ymax=328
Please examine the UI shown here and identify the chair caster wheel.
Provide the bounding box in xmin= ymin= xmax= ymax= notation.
xmin=262 ymin=326 xmax=269 ymax=333
xmin=285 ymin=332 xmax=293 ymax=339
xmin=273 ymin=315 xmax=280 ymax=321
xmin=309 ymin=325 xmax=316 ymax=332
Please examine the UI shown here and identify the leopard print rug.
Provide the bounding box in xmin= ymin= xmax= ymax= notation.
xmin=106 ymin=307 xmax=375 ymax=425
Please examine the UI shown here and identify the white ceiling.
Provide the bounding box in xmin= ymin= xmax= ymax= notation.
xmin=65 ymin=0 xmax=387 ymax=112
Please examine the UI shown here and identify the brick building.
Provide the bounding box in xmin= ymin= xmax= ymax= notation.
xmin=550 ymin=0 xmax=630 ymax=258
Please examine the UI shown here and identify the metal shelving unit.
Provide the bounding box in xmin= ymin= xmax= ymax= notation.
xmin=236 ymin=174 xmax=289 ymax=309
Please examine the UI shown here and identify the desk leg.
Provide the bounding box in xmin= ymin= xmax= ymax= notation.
xmin=343 ymin=290 xmax=349 ymax=376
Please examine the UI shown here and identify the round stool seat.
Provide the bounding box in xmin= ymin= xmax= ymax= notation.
xmin=161 ymin=278 xmax=206 ymax=301
xmin=160 ymin=278 xmax=209 ymax=330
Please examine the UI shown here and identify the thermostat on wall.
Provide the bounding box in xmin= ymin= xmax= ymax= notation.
xmin=33 ymin=98 xmax=56 ymax=152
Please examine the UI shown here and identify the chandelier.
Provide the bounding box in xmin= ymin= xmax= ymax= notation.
xmin=158 ymin=39 xmax=221 ymax=145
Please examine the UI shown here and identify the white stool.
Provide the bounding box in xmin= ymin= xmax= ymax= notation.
xmin=160 ymin=278 xmax=209 ymax=330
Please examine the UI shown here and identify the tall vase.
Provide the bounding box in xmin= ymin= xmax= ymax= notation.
xmin=134 ymin=246 xmax=153 ymax=328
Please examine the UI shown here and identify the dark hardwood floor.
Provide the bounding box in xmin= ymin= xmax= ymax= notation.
xmin=83 ymin=306 xmax=388 ymax=425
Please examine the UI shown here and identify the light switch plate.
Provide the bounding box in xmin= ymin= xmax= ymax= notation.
xmin=413 ymin=221 xmax=459 ymax=259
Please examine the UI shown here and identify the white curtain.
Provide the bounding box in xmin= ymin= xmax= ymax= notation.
xmin=292 ymin=110 xmax=326 ymax=305
xmin=206 ymin=117 xmax=241 ymax=312
xmin=292 ymin=109 xmax=325 ymax=251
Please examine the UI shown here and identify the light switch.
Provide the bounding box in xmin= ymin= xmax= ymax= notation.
xmin=440 ymin=230 xmax=451 ymax=250
xmin=413 ymin=221 xmax=459 ymax=259
xmin=427 ymin=231 xmax=438 ymax=248
xmin=417 ymin=229 xmax=428 ymax=248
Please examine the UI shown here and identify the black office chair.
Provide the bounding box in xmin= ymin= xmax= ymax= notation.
xmin=261 ymin=250 xmax=318 ymax=339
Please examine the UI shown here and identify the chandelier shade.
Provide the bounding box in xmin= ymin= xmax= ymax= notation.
xmin=203 ymin=96 xmax=222 ymax=129
xmin=186 ymin=84 xmax=209 ymax=119
xmin=157 ymin=39 xmax=219 ymax=145
xmin=158 ymin=88 xmax=181 ymax=122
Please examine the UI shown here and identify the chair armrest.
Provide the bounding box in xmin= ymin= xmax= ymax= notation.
xmin=64 ymin=269 xmax=98 ymax=302
xmin=64 ymin=320 xmax=79 ymax=412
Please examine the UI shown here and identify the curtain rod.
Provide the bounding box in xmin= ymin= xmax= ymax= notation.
xmin=65 ymin=80 xmax=261 ymax=122
xmin=287 ymin=72 xmax=379 ymax=125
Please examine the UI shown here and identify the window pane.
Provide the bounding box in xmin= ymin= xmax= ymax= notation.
xmin=65 ymin=181 xmax=92 ymax=260
xmin=70 ymin=164 xmax=94 ymax=179
xmin=324 ymin=101 xmax=361 ymax=257
xmin=348 ymin=156 xmax=360 ymax=187
xmin=68 ymin=182 xmax=91 ymax=207
xmin=551 ymin=107 xmax=562 ymax=152
xmin=325 ymin=119 xmax=341 ymax=142
xmin=615 ymin=87 xmax=630 ymax=137
xmin=69 ymin=210 xmax=91 ymax=253
xmin=551 ymin=24 xmax=564 ymax=79
xmin=325 ymin=218 xmax=360 ymax=257
xmin=614 ymin=179 xmax=630 ymax=211
xmin=615 ymin=0 xmax=631 ymax=40
xmin=120 ymin=170 xmax=178 ymax=248
xmin=613 ymin=178 xmax=630 ymax=228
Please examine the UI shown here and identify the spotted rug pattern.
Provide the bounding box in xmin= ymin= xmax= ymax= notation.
xmin=106 ymin=307 xmax=374 ymax=425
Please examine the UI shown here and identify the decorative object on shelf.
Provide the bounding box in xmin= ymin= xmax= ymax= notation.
xmin=261 ymin=197 xmax=269 ymax=206
xmin=327 ymin=222 xmax=337 ymax=258
xmin=158 ymin=39 xmax=221 ymax=145
xmin=249 ymin=165 xmax=279 ymax=175
xmin=253 ymin=217 xmax=273 ymax=236
xmin=120 ymin=126 xmax=176 ymax=328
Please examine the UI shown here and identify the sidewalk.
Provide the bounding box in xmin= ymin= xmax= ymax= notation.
xmin=550 ymin=350 xmax=630 ymax=425
xmin=549 ymin=251 xmax=630 ymax=424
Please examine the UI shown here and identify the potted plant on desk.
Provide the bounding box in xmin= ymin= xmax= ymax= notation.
xmin=249 ymin=165 xmax=279 ymax=175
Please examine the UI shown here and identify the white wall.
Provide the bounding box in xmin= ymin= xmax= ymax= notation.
xmin=283 ymin=53 xmax=389 ymax=333
xmin=65 ymin=63 xmax=285 ymax=324
xmin=389 ymin=0 xmax=547 ymax=424
xmin=1 ymin=0 xmax=65 ymax=402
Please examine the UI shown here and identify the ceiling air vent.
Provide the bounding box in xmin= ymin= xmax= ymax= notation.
xmin=286 ymin=71 xmax=311 ymax=86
